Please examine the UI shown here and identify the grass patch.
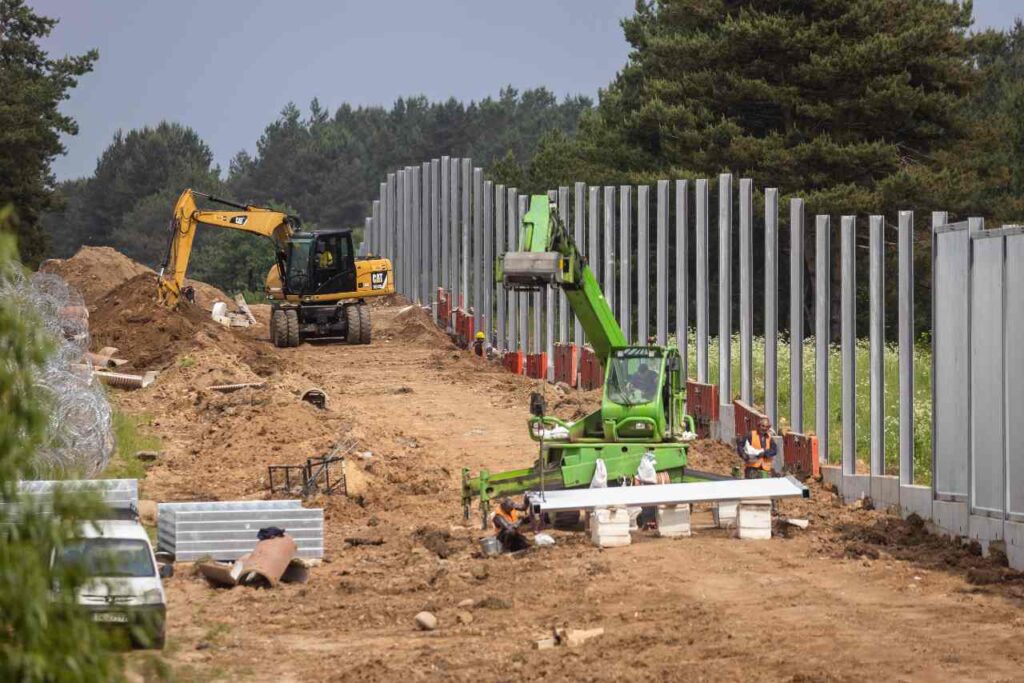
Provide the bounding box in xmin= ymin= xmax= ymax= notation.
xmin=103 ymin=411 xmax=161 ymax=480
xmin=677 ymin=332 xmax=932 ymax=484
xmin=177 ymin=355 xmax=195 ymax=368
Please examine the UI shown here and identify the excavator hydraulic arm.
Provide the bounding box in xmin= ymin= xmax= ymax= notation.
xmin=158 ymin=189 xmax=295 ymax=307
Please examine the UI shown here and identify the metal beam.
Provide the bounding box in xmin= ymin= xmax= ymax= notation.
xmin=507 ymin=187 xmax=519 ymax=351
xmin=675 ymin=180 xmax=689 ymax=381
xmin=558 ymin=186 xmax=571 ymax=345
xmin=473 ymin=167 xmax=483 ymax=329
xmin=587 ymin=187 xmax=600 ymax=347
xmin=483 ymin=179 xmax=494 ymax=338
xmin=461 ymin=159 xmax=472 ymax=307
xmin=574 ymin=183 xmax=586 ymax=348
xmin=518 ymin=195 xmax=529 ymax=353
xmin=528 ymin=476 xmax=809 ymax=512
xmin=495 ymin=184 xmax=507 ymax=351
xmin=430 ymin=159 xmax=440 ymax=300
xmin=440 ymin=157 xmax=450 ymax=293
xmin=449 ymin=158 xmax=460 ymax=309
xmin=396 ymin=170 xmax=406 ymax=295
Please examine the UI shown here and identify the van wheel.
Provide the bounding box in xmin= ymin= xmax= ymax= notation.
xmin=285 ymin=309 xmax=300 ymax=347
xmin=345 ymin=305 xmax=361 ymax=344
xmin=357 ymin=306 xmax=371 ymax=344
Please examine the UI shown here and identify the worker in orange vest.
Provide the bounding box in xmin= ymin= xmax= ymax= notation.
xmin=738 ymin=416 xmax=777 ymax=479
xmin=492 ymin=497 xmax=529 ymax=552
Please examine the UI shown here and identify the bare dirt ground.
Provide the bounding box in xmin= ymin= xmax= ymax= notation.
xmin=56 ymin=248 xmax=1024 ymax=682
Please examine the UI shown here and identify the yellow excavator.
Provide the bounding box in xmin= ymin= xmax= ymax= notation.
xmin=157 ymin=189 xmax=394 ymax=347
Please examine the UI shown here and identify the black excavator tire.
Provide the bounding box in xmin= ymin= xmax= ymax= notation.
xmin=285 ymin=309 xmax=300 ymax=347
xmin=271 ymin=310 xmax=288 ymax=348
xmin=357 ymin=305 xmax=371 ymax=344
xmin=345 ymin=304 xmax=362 ymax=345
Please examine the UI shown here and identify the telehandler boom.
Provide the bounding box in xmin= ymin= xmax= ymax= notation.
xmin=461 ymin=195 xmax=702 ymax=525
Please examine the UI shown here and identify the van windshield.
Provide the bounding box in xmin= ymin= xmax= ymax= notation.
xmin=58 ymin=538 xmax=154 ymax=578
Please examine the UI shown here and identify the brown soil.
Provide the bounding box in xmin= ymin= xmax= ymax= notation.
xmin=70 ymin=249 xmax=1023 ymax=682
xmin=41 ymin=245 xmax=230 ymax=312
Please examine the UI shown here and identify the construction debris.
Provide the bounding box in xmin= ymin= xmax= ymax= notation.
xmin=535 ymin=626 xmax=605 ymax=650
xmin=414 ymin=612 xmax=438 ymax=631
xmin=301 ymin=388 xmax=328 ymax=409
xmin=209 ymin=381 xmax=266 ymax=393
xmin=136 ymin=450 xmax=160 ymax=462
xmin=210 ymin=298 xmax=257 ymax=328
xmin=738 ymin=499 xmax=773 ymax=540
xmin=197 ymin=534 xmax=311 ymax=589
xmin=233 ymin=293 xmax=258 ymax=324
xmin=92 ymin=369 xmax=158 ymax=390
xmin=86 ymin=350 xmax=128 ymax=368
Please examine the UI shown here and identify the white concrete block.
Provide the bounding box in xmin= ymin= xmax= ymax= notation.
xmin=714 ymin=501 xmax=737 ymax=528
xmin=1005 ymin=521 xmax=1024 ymax=571
xmin=738 ymin=500 xmax=772 ymax=540
xmin=968 ymin=514 xmax=1004 ymax=543
xmin=591 ymin=507 xmax=631 ymax=547
xmin=656 ymin=504 xmax=691 ymax=538
xmin=738 ymin=526 xmax=772 ymax=540
xmin=592 ymin=534 xmax=631 ymax=548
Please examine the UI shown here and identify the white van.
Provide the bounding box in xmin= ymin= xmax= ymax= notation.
xmin=52 ymin=519 xmax=171 ymax=648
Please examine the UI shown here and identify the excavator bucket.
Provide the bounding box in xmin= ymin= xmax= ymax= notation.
xmin=502 ymin=252 xmax=563 ymax=290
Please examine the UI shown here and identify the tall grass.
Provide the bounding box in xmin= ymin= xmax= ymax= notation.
xmin=676 ymin=332 xmax=932 ymax=484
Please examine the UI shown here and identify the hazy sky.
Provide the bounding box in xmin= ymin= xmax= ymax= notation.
xmin=34 ymin=0 xmax=1023 ymax=181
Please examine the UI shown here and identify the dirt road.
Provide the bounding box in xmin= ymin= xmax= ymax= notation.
xmin=19 ymin=239 xmax=996 ymax=683
xmin=90 ymin=299 xmax=1022 ymax=683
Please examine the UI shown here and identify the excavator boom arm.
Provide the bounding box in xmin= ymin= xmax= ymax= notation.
xmin=158 ymin=189 xmax=294 ymax=306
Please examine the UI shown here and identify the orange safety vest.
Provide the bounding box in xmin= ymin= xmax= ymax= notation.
xmin=494 ymin=507 xmax=519 ymax=526
xmin=747 ymin=430 xmax=773 ymax=471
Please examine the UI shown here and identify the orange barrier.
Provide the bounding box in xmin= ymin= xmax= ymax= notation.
xmin=526 ymin=353 xmax=548 ymax=380
xmin=553 ymin=343 xmax=579 ymax=387
xmin=503 ymin=351 xmax=525 ymax=375
xmin=579 ymin=347 xmax=603 ymax=390
xmin=685 ymin=380 xmax=719 ymax=438
xmin=783 ymin=432 xmax=819 ymax=477
xmin=436 ymin=288 xmax=451 ymax=327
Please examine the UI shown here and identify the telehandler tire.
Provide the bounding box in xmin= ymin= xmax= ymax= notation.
xmin=285 ymin=309 xmax=300 ymax=347
xmin=271 ymin=310 xmax=288 ymax=348
xmin=357 ymin=305 xmax=371 ymax=344
xmin=345 ymin=305 xmax=362 ymax=345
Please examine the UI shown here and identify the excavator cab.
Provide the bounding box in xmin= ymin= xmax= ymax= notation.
xmin=283 ymin=230 xmax=356 ymax=297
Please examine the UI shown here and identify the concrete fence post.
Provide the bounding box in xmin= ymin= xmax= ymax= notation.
xmin=460 ymin=159 xmax=472 ymax=307
xmin=719 ymin=173 xmax=733 ymax=404
xmin=675 ymin=180 xmax=689 ymax=382
xmin=739 ymin=178 xmax=753 ymax=404
xmin=619 ymin=185 xmax=633 ymax=344
xmin=558 ymin=187 xmax=571 ymax=345
xmin=574 ymin=183 xmax=586 ymax=348
xmin=638 ymin=185 xmax=650 ymax=344
xmin=841 ymin=215 xmax=857 ymax=476
xmin=765 ymin=188 xmax=779 ymax=429
xmin=396 ymin=169 xmax=406 ymax=296
xmin=603 ymin=187 xmax=617 ymax=315
xmin=430 ymin=159 xmax=440 ymax=299
xmin=411 ymin=165 xmax=421 ymax=303
xmin=869 ymin=215 xmax=885 ymax=476
xmin=815 ymin=215 xmax=831 ymax=464
xmin=483 ymin=179 xmax=493 ymax=339
xmin=440 ymin=158 xmax=450 ymax=293
xmin=696 ymin=179 xmax=710 ymax=383
xmin=898 ymin=210 xmax=915 ymax=485
xmin=371 ymin=199 xmax=380 ymax=256
xmin=449 ymin=158 xmax=460 ymax=309
xmin=472 ymin=168 xmax=484 ymax=329
xmin=507 ymin=187 xmax=519 ymax=351
xmin=495 ymin=185 xmax=507 ymax=350
xmin=656 ymin=179 xmax=669 ymax=346
xmin=790 ymin=198 xmax=805 ymax=433
xmin=518 ymin=195 xmax=529 ymax=353
xmin=588 ymin=187 xmax=600 ymax=346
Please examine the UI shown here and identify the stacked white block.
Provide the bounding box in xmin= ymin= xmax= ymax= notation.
xmin=714 ymin=501 xmax=738 ymax=528
xmin=591 ymin=507 xmax=631 ymax=547
xmin=737 ymin=499 xmax=772 ymax=540
xmin=656 ymin=504 xmax=691 ymax=537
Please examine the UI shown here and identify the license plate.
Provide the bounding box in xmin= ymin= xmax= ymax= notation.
xmin=94 ymin=612 xmax=129 ymax=624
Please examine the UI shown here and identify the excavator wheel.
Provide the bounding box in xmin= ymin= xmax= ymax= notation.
xmin=271 ymin=310 xmax=288 ymax=348
xmin=357 ymin=305 xmax=371 ymax=344
xmin=345 ymin=304 xmax=362 ymax=345
xmin=285 ymin=309 xmax=300 ymax=347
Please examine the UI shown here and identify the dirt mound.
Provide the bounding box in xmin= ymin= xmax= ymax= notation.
xmin=89 ymin=273 xmax=268 ymax=371
xmin=687 ymin=439 xmax=740 ymax=476
xmin=40 ymin=246 xmax=152 ymax=307
xmin=377 ymin=304 xmax=450 ymax=345
xmin=39 ymin=245 xmax=232 ymax=312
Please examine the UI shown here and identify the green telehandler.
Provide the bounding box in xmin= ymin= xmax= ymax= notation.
xmin=461 ymin=195 xmax=714 ymax=527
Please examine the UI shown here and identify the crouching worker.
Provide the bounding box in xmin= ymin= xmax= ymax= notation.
xmin=492 ymin=497 xmax=530 ymax=553
xmin=738 ymin=417 xmax=777 ymax=479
